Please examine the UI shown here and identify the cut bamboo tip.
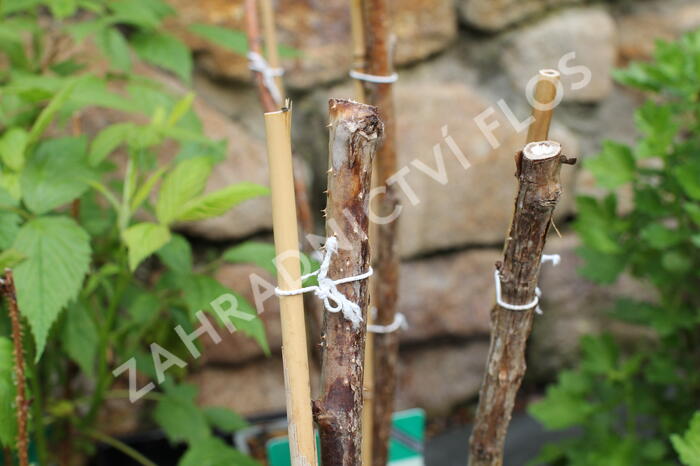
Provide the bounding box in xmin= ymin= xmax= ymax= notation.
xmin=523 ymin=140 xmax=561 ymax=160
xmin=526 ymin=69 xmax=561 ymax=143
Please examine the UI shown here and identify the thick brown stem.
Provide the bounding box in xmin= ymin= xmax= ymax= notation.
xmin=3 ymin=269 xmax=29 ymax=466
xmin=468 ymin=142 xmax=575 ymax=466
xmin=315 ymin=99 xmax=382 ymax=466
xmin=361 ymin=1 xmax=401 ymax=464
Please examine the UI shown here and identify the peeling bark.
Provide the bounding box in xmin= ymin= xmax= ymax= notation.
xmin=468 ymin=141 xmax=576 ymax=466
xmin=316 ymin=99 xmax=382 ymax=465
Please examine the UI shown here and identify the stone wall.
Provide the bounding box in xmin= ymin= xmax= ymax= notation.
xmin=154 ymin=0 xmax=698 ymax=416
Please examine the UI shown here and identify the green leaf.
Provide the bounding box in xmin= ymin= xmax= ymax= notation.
xmin=157 ymin=234 xmax=192 ymax=272
xmin=48 ymin=0 xmax=77 ymax=19
xmin=61 ymin=301 xmax=98 ymax=376
xmin=154 ymin=384 xmax=210 ymax=444
xmin=28 ymin=78 xmax=79 ymax=145
xmin=0 ymin=187 xmax=20 ymax=249
xmin=179 ymin=437 xmax=260 ymax=466
xmin=131 ymin=32 xmax=192 ymax=83
xmin=167 ymin=93 xmax=195 ymax=127
xmin=222 ymin=241 xmax=277 ymax=276
xmin=584 ymin=141 xmax=636 ymax=189
xmin=685 ymin=203 xmax=700 ymax=226
xmin=0 ymin=172 xmax=20 ymax=200
xmin=0 ymin=337 xmax=17 ymax=448
xmin=176 ymin=183 xmax=269 ymax=222
xmin=21 ymin=136 xmax=96 ymax=214
xmin=672 ymin=412 xmax=700 ymax=466
xmin=122 ymin=222 xmax=171 ymax=271
xmin=109 ymin=0 xmax=172 ymax=28
xmin=13 ymin=216 xmax=91 ymax=357
xmin=0 ymin=249 xmax=25 ymax=270
xmin=89 ymin=122 xmax=135 ymax=166
xmin=529 ymin=371 xmax=595 ymax=430
xmin=188 ymin=24 xmax=248 ymax=55
xmin=130 ymin=165 xmax=168 ymax=214
xmin=674 ymin=162 xmax=700 ymax=201
xmin=576 ymin=246 xmax=626 ymax=284
xmin=0 ymin=127 xmax=28 ymax=171
xmin=179 ymin=274 xmax=268 ymax=354
xmin=95 ymin=27 xmax=131 ymax=72
xmin=662 ymin=250 xmax=692 ymax=273
xmin=156 ymin=157 xmax=212 ymax=225
xmin=203 ymin=406 xmax=249 ymax=432
xmin=640 ymin=223 xmax=684 ymax=249
xmin=580 ymin=334 xmax=618 ymax=375
xmin=634 ymin=102 xmax=677 ymax=159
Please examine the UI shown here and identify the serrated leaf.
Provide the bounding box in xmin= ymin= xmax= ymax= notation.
xmin=672 ymin=412 xmax=700 ymax=466
xmin=179 ymin=274 xmax=268 ymax=354
xmin=0 ymin=337 xmax=17 ymax=448
xmin=576 ymin=246 xmax=626 ymax=284
xmin=89 ymin=122 xmax=135 ymax=166
xmin=584 ymin=141 xmax=636 ymax=189
xmin=95 ymin=27 xmax=131 ymax=72
xmin=176 ymin=183 xmax=269 ymax=222
xmin=13 ymin=216 xmax=91 ymax=357
xmin=203 ymin=406 xmax=249 ymax=432
xmin=529 ymin=373 xmax=594 ymax=430
xmin=131 ymin=31 xmax=192 ymax=83
xmin=154 ymin=384 xmax=210 ymax=444
xmin=580 ymin=334 xmax=618 ymax=375
xmin=188 ymin=24 xmax=248 ymax=55
xmin=222 ymin=241 xmax=277 ymax=276
xmin=179 ymin=437 xmax=260 ymax=466
xmin=122 ymin=222 xmax=171 ymax=271
xmin=157 ymin=234 xmax=192 ymax=272
xmin=0 ymin=127 xmax=28 ymax=171
xmin=61 ymin=301 xmax=98 ymax=376
xmin=21 ymin=136 xmax=96 ymax=214
xmin=156 ymin=157 xmax=212 ymax=225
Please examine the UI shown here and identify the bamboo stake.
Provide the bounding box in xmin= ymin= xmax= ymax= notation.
xmin=245 ymin=0 xmax=277 ymax=112
xmin=350 ymin=0 xmax=366 ymax=102
xmin=315 ymin=99 xmax=382 ymax=466
xmin=260 ymin=0 xmax=285 ymax=102
xmin=359 ymin=1 xmax=401 ymax=464
xmin=468 ymin=141 xmax=576 ymax=466
xmin=526 ymin=69 xmax=560 ymax=143
xmin=264 ymin=106 xmax=318 ymax=466
xmin=2 ymin=269 xmax=29 ymax=466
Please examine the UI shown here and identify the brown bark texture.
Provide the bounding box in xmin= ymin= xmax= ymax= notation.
xmin=315 ymin=99 xmax=382 ymax=466
xmin=2 ymin=269 xmax=29 ymax=466
xmin=468 ymin=142 xmax=576 ymax=466
xmin=361 ymin=1 xmax=402 ymax=464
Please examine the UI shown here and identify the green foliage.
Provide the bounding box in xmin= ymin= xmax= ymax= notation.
xmin=672 ymin=412 xmax=700 ymax=466
xmin=0 ymin=1 xmax=269 ymax=463
xmin=531 ymin=31 xmax=700 ymax=465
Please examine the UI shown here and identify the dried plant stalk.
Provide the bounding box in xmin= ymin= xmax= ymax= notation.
xmin=468 ymin=141 xmax=576 ymax=466
xmin=264 ymin=107 xmax=318 ymax=466
xmin=315 ymin=99 xmax=382 ymax=466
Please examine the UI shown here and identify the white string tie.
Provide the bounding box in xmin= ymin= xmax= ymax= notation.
xmin=247 ymin=51 xmax=285 ymax=105
xmin=494 ymin=254 xmax=561 ymax=315
xmin=367 ymin=307 xmax=407 ymax=334
xmin=275 ymin=237 xmax=372 ymax=328
xmin=349 ymin=69 xmax=399 ymax=84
